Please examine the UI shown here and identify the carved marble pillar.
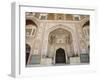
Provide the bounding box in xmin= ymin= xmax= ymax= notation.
xmin=72 ymin=28 xmax=80 ymax=55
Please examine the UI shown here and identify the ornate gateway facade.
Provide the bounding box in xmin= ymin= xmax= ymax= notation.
xmin=25 ymin=12 xmax=90 ymax=66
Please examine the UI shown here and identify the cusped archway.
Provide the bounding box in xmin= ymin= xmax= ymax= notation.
xmin=41 ymin=24 xmax=80 ymax=62
xmin=47 ymin=28 xmax=73 ymax=58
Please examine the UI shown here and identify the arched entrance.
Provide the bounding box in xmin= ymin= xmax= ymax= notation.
xmin=26 ymin=44 xmax=31 ymax=65
xmin=55 ymin=48 xmax=66 ymax=64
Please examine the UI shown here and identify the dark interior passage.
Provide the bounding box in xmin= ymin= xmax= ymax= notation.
xmin=26 ymin=44 xmax=31 ymax=65
xmin=55 ymin=48 xmax=66 ymax=64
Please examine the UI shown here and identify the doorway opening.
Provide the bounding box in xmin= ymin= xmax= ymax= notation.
xmin=26 ymin=44 xmax=31 ymax=65
xmin=55 ymin=48 xmax=66 ymax=64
